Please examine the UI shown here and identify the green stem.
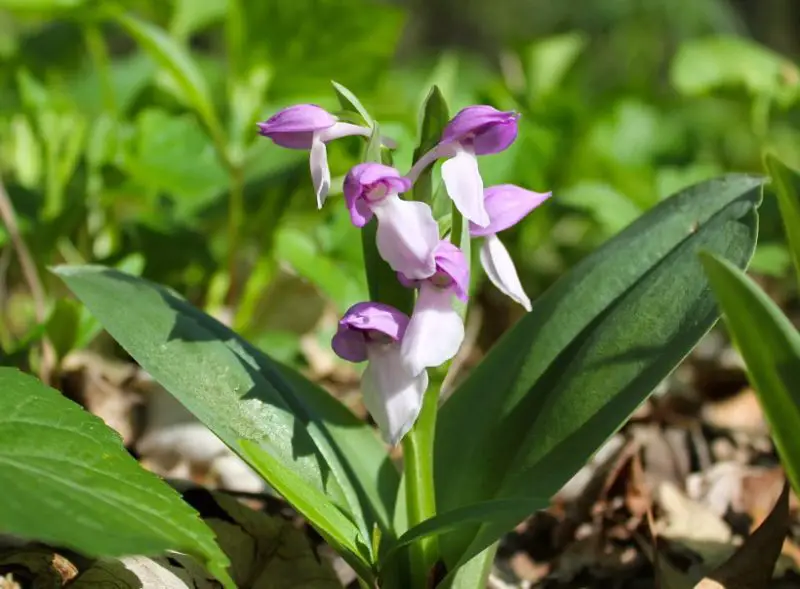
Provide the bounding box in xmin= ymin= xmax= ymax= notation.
xmin=402 ymin=383 xmax=439 ymax=586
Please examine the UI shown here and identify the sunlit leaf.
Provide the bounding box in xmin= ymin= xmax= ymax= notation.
xmin=0 ymin=368 xmax=233 ymax=587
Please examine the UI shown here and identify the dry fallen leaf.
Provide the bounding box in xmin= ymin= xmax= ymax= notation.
xmin=70 ymin=555 xmax=219 ymax=588
xmin=701 ymin=389 xmax=767 ymax=436
xmin=0 ymin=574 xmax=20 ymax=589
xmin=203 ymin=492 xmax=342 ymax=589
xmin=0 ymin=548 xmax=78 ymax=587
xmin=61 ymin=350 xmax=143 ymax=445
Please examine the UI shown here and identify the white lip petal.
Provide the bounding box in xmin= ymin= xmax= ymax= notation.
xmin=441 ymin=145 xmax=489 ymax=227
xmin=310 ymin=133 xmax=331 ymax=208
xmin=372 ymin=194 xmax=439 ymax=279
xmin=362 ymin=343 xmax=428 ymax=446
xmin=400 ymin=282 xmax=465 ymax=375
xmin=480 ymin=234 xmax=532 ymax=311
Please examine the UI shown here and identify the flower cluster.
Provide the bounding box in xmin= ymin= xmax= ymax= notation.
xmin=258 ymin=103 xmax=551 ymax=444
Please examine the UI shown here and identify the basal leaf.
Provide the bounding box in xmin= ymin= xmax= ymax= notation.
xmin=54 ymin=266 xmax=397 ymax=568
xmin=700 ymin=253 xmax=800 ymax=495
xmin=0 ymin=368 xmax=233 ymax=587
xmin=436 ymin=175 xmax=762 ymax=569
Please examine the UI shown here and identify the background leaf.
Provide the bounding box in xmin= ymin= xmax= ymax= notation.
xmin=112 ymin=12 xmax=226 ymax=153
xmin=765 ymin=154 xmax=800 ymax=287
xmin=700 ymin=253 xmax=800 ymax=495
xmin=0 ymin=368 xmax=233 ymax=587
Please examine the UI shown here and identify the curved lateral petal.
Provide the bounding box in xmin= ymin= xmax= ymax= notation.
xmin=310 ymin=133 xmax=331 ymax=208
xmin=480 ymin=235 xmax=532 ymax=311
xmin=362 ymin=345 xmax=428 ymax=446
xmin=441 ymin=147 xmax=489 ymax=227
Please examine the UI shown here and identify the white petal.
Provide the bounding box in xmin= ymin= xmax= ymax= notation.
xmin=362 ymin=343 xmax=428 ymax=446
xmin=310 ymin=133 xmax=331 ymax=208
xmin=401 ymin=282 xmax=465 ymax=375
xmin=372 ymin=194 xmax=438 ymax=279
xmin=480 ymin=234 xmax=532 ymax=311
xmin=440 ymin=146 xmax=489 ymax=227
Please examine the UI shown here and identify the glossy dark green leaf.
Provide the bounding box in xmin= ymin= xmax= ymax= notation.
xmin=700 ymin=253 xmax=800 ymax=495
xmin=53 ymin=266 xmax=398 ymax=568
xmin=436 ymin=175 xmax=762 ymax=569
xmin=765 ymin=154 xmax=800 ymax=287
xmin=0 ymin=368 xmax=233 ymax=587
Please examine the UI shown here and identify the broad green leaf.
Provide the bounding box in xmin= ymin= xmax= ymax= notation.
xmin=436 ymin=175 xmax=762 ymax=569
xmin=526 ymin=32 xmax=587 ymax=99
xmin=671 ymin=36 xmax=800 ymax=106
xmin=0 ymin=368 xmax=232 ymax=587
xmin=75 ymin=254 xmax=145 ymax=350
xmin=765 ymin=154 xmax=800 ymax=286
xmin=411 ymin=86 xmax=449 ymax=205
xmin=112 ymin=13 xmax=226 ymax=152
xmin=54 ymin=266 xmax=397 ymax=566
xmin=700 ymin=253 xmax=800 ymax=494
xmin=332 ymin=81 xmax=373 ymax=127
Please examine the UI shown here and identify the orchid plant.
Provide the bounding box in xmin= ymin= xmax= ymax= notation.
xmin=51 ymin=83 xmax=763 ymax=588
xmin=259 ymin=100 xmax=548 ymax=447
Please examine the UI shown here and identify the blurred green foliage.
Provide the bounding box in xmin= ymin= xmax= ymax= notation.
xmin=0 ymin=0 xmax=798 ymax=373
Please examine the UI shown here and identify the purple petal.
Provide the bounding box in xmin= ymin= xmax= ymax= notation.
xmin=344 ymin=163 xmax=413 ymax=228
xmin=469 ymin=184 xmax=553 ymax=237
xmin=331 ymin=328 xmax=369 ymax=363
xmin=258 ymin=104 xmax=337 ymax=133
xmin=332 ymin=302 xmax=411 ymax=364
xmin=440 ymin=105 xmax=519 ymax=155
xmin=433 ymin=241 xmax=470 ymax=301
xmin=257 ymin=104 xmax=337 ymax=149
